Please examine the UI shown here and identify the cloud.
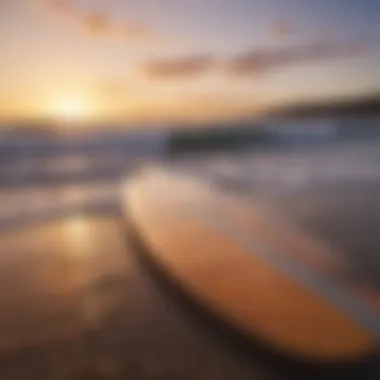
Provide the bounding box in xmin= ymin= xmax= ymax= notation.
xmin=83 ymin=12 xmax=114 ymax=36
xmin=271 ymin=20 xmax=292 ymax=40
xmin=44 ymin=0 xmax=157 ymax=42
xmin=44 ymin=0 xmax=74 ymax=14
xmin=143 ymin=55 xmax=216 ymax=78
xmin=227 ymin=40 xmax=367 ymax=76
xmin=140 ymin=39 xmax=367 ymax=80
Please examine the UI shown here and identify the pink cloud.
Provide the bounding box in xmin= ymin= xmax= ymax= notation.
xmin=143 ymin=55 xmax=216 ymax=78
xmin=227 ymin=40 xmax=367 ymax=75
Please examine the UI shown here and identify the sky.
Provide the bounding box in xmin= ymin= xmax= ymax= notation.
xmin=0 ymin=0 xmax=379 ymax=126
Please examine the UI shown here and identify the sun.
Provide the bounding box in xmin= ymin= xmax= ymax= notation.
xmin=53 ymin=97 xmax=89 ymax=120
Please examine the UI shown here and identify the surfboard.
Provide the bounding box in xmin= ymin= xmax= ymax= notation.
xmin=122 ymin=166 xmax=380 ymax=364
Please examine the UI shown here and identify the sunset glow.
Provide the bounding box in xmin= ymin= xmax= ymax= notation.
xmin=0 ymin=0 xmax=378 ymax=127
xmin=52 ymin=97 xmax=90 ymax=121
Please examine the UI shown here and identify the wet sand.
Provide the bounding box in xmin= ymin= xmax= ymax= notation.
xmin=0 ymin=214 xmax=277 ymax=380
